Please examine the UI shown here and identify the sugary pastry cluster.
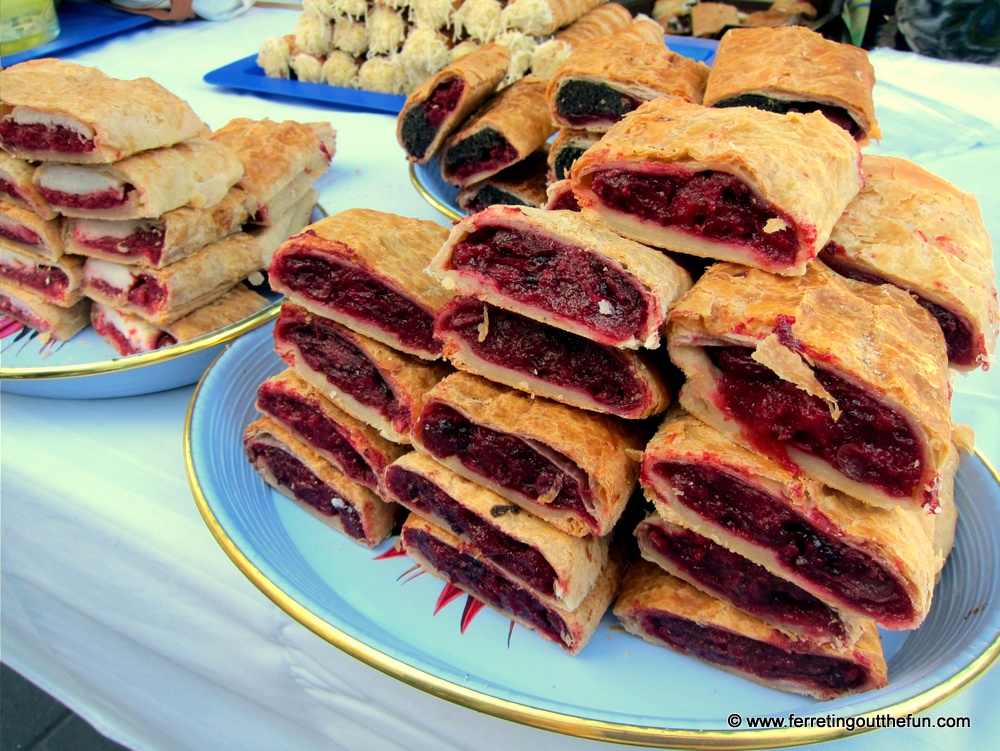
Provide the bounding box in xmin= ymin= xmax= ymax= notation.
xmin=0 ymin=58 xmax=335 ymax=353
xmin=653 ymin=0 xmax=818 ymax=39
xmin=243 ymin=24 xmax=997 ymax=699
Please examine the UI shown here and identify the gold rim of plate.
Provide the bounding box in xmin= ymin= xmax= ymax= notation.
xmin=409 ymin=161 xmax=462 ymax=223
xmin=182 ymin=348 xmax=1000 ymax=748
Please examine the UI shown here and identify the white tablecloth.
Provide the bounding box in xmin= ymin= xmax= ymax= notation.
xmin=2 ymin=8 xmax=999 ymax=751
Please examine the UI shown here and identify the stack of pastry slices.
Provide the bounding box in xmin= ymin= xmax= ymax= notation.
xmin=0 ymin=58 xmax=335 ymax=354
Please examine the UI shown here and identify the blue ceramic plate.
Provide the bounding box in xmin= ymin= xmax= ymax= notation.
xmin=204 ymin=55 xmax=407 ymax=114
xmin=185 ymin=323 xmax=1000 ymax=749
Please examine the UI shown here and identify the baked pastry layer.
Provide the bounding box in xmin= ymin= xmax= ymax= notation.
xmin=548 ymin=128 xmax=600 ymax=182
xmin=0 ymin=152 xmax=55 ymax=220
xmin=0 ymin=280 xmax=90 ymax=341
xmin=0 ymin=200 xmax=64 ymax=261
xmin=0 ymin=245 xmax=85 ymax=306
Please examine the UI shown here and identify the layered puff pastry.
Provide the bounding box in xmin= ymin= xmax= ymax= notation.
xmin=440 ymin=75 xmax=556 ymax=188
xmin=434 ymin=297 xmax=672 ymax=419
xmin=64 ymin=187 xmax=257 ymax=268
xmin=429 ymin=205 xmax=692 ymax=349
xmin=666 ymin=261 xmax=956 ymax=512
xmin=703 ymin=26 xmax=880 ymax=145
xmin=614 ymin=560 xmax=888 ymax=700
xmin=244 ymin=417 xmax=399 ymax=548
xmin=273 ymin=303 xmax=453 ymax=444
xmin=640 ymin=409 xmax=947 ymax=631
xmin=0 ymin=200 xmax=64 ymax=261
xmin=397 ymin=43 xmax=512 ymax=164
xmin=0 ymin=67 xmax=208 ymax=164
xmin=456 ymin=147 xmax=550 ymax=213
xmin=82 ymin=230 xmax=263 ymax=326
xmin=385 ymin=450 xmax=610 ymax=611
xmin=547 ymin=31 xmax=710 ymax=133
xmin=256 ymin=369 xmax=409 ymax=496
xmin=819 ymin=154 xmax=999 ymax=372
xmin=570 ymin=98 xmax=862 ymax=276
xmin=411 ymin=371 xmax=642 ymax=537
xmin=0 ymin=281 xmax=90 ymax=341
xmin=401 ymin=514 xmax=622 ymax=654
xmin=0 ymin=245 xmax=85 ymax=307
xmin=0 ymin=152 xmax=56 ymax=220
xmin=269 ymin=209 xmax=452 ymax=361
xmin=33 ymin=139 xmax=245 ymax=221
xmin=89 ymin=284 xmax=269 ymax=355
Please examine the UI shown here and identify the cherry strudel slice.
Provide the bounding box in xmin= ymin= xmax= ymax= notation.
xmin=397 ymin=43 xmax=511 ymax=164
xmin=0 ymin=245 xmax=85 ymax=307
xmin=0 ymin=200 xmax=64 ymax=262
xmin=386 ymin=451 xmax=609 ymax=611
xmin=703 ymin=26 xmax=880 ymax=144
xmin=256 ymin=369 xmax=408 ymax=496
xmin=273 ymin=303 xmax=452 ymax=444
xmin=543 ymin=179 xmax=580 ymax=212
xmin=244 ymin=417 xmax=399 ymax=548
xmin=34 ymin=139 xmax=245 ymax=220
xmin=640 ymin=410 xmax=947 ymax=631
xmin=400 ymin=514 xmax=622 ymax=654
xmin=434 ymin=297 xmax=671 ymax=419
xmin=0 ymin=282 xmax=90 ymax=341
xmin=269 ymin=209 xmax=452 ymax=360
xmin=430 ymin=204 xmax=692 ymax=349
xmin=613 ymin=560 xmax=888 ymax=700
xmin=570 ymin=98 xmax=862 ymax=276
xmin=0 ymin=152 xmax=55 ymax=220
xmin=820 ymin=154 xmax=998 ymax=371
xmin=666 ymin=261 xmax=956 ymax=511
xmin=412 ymin=372 xmax=641 ymax=537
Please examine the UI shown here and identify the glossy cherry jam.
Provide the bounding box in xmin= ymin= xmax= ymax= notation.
xmin=73 ymin=225 xmax=165 ymax=265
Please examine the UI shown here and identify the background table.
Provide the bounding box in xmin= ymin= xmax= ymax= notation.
xmin=2 ymin=7 xmax=999 ymax=750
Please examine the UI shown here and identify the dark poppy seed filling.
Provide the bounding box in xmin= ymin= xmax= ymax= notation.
xmin=641 ymin=522 xmax=848 ymax=640
xmin=460 ymin=186 xmax=532 ymax=213
xmin=402 ymin=525 xmax=569 ymax=644
xmin=245 ymin=439 xmax=365 ymax=540
xmin=448 ymin=226 xmax=647 ymax=344
xmin=711 ymin=94 xmax=861 ymax=139
xmin=275 ymin=306 xmax=409 ymax=433
xmin=822 ymin=249 xmax=976 ymax=367
xmin=38 ymin=183 xmax=133 ymax=212
xmin=444 ymin=129 xmax=519 ymax=182
xmin=554 ymin=81 xmax=646 ymax=128
xmin=0 ymin=263 xmax=70 ymax=297
xmin=553 ymin=146 xmax=587 ymax=181
xmin=653 ymin=461 xmax=913 ymax=623
xmin=400 ymin=77 xmax=465 ymax=160
xmin=636 ymin=612 xmax=868 ymax=692
xmin=588 ymin=168 xmax=802 ymax=266
xmin=435 ymin=298 xmax=648 ymax=414
xmin=0 ymin=121 xmax=96 ymax=155
xmin=0 ymin=222 xmax=41 ymax=247
xmin=386 ymin=465 xmax=559 ymax=596
xmin=73 ymin=224 xmax=166 ymax=265
xmin=706 ymin=345 xmax=923 ymax=498
xmin=271 ymin=246 xmax=439 ymax=356
xmin=417 ymin=401 xmax=594 ymax=521
xmin=257 ymin=381 xmax=379 ymax=491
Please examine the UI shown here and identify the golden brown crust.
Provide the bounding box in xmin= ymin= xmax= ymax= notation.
xmin=412 ymin=371 xmax=642 ymax=537
xmin=0 ymin=281 xmax=90 ymax=341
xmin=665 ymin=261 xmax=956 ymax=511
xmin=821 ymin=154 xmax=998 ymax=371
xmin=250 ymin=189 xmax=317 ymax=269
xmin=0 ymin=153 xmax=55 ymax=220
xmin=0 ymin=59 xmax=109 ymax=113
xmin=704 ymin=26 xmax=880 ymax=144
xmin=429 ymin=204 xmax=692 ymax=349
xmin=456 ymin=147 xmax=550 ymax=211
xmin=613 ymin=560 xmax=888 ymax=699
xmin=689 ymin=2 xmax=740 ymax=38
xmin=441 ymin=75 xmax=556 ymax=188
xmin=243 ymin=417 xmax=398 ymax=548
xmin=0 ymin=245 xmax=85 ymax=306
xmin=640 ymin=409 xmax=942 ymax=630
xmin=401 ymin=514 xmax=622 ymax=654
xmin=397 ymin=43 xmax=512 ymax=164
xmin=0 ymin=200 xmax=63 ymax=261
xmin=386 ymin=451 xmax=609 ymax=610
xmin=553 ymin=2 xmax=633 ymax=45
xmin=570 ymin=98 xmax=862 ymax=275
xmin=163 ymin=284 xmax=269 ymax=341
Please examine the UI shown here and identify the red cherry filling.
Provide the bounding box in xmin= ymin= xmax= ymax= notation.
xmin=435 ymin=298 xmax=649 ymax=415
xmin=448 ymin=227 xmax=647 ymax=345
xmin=0 ymin=121 xmax=95 ymax=155
xmin=274 ymin=306 xmax=409 ymax=434
xmin=0 ymin=296 xmax=46 ymax=331
xmin=399 ymin=77 xmax=465 ymax=160
xmin=0 ymin=221 xmax=41 ymax=247
xmin=271 ymin=245 xmax=439 ymax=356
xmin=635 ymin=612 xmax=869 ymax=692
xmin=443 ymin=128 xmax=519 ymax=182
xmin=1 ymin=179 xmax=30 ymax=204
xmin=0 ymin=262 xmax=70 ymax=298
xmin=554 ymin=80 xmax=646 ymax=128
xmin=707 ymin=345 xmax=923 ymax=499
xmin=588 ymin=168 xmax=802 ymax=266
xmin=712 ymin=94 xmax=862 ymax=140
xmin=652 ymin=461 xmax=913 ymax=624
xmin=417 ymin=401 xmax=594 ymax=523
xmin=38 ymin=184 xmax=133 ymax=211
xmin=401 ymin=525 xmax=570 ymax=645
xmin=245 ymin=438 xmax=365 ymax=540
xmin=640 ymin=521 xmax=848 ymax=640
xmin=73 ymin=224 xmax=166 ymax=265
xmin=386 ymin=465 xmax=559 ymax=596
xmin=256 ymin=379 xmax=379 ymax=491
xmin=125 ymin=274 xmax=167 ymax=312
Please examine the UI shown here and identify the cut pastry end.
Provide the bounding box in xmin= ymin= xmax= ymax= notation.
xmin=90 ymin=301 xmax=176 ymax=356
xmin=398 ymin=75 xmax=467 ymax=162
xmin=711 ymin=94 xmax=865 ymax=142
xmin=0 ymin=283 xmax=90 ymax=342
xmin=34 ymin=162 xmax=135 ymax=216
xmin=0 ymin=107 xmax=97 ymax=161
xmin=551 ymin=78 xmax=649 ymax=131
xmin=441 ymin=126 xmax=521 ymax=187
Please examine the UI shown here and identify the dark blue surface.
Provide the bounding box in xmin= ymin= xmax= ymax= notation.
xmin=664 ymin=34 xmax=719 ymax=64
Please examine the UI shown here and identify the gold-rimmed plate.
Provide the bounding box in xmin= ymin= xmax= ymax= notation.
xmin=185 ymin=323 xmax=1000 ymax=749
